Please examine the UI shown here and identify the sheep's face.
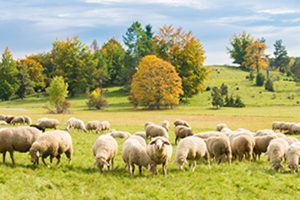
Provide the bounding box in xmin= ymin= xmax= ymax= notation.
xmin=288 ymin=164 xmax=298 ymax=173
xmin=30 ymin=150 xmax=39 ymax=165
xmin=95 ymin=157 xmax=109 ymax=168
xmin=150 ymin=138 xmax=170 ymax=151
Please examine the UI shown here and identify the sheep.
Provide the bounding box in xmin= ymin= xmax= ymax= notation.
xmin=272 ymin=121 xmax=284 ymax=131
xmin=92 ymin=134 xmax=118 ymax=173
xmin=145 ymin=123 xmax=169 ymax=139
xmin=194 ymin=131 xmax=224 ymax=139
xmin=0 ymin=127 xmax=41 ymax=164
xmin=23 ymin=116 xmax=32 ymax=125
xmin=29 ymin=130 xmax=73 ymax=166
xmin=266 ymin=138 xmax=289 ymax=171
xmin=0 ymin=115 xmax=6 ymax=121
xmin=175 ymin=136 xmax=209 ymax=172
xmin=231 ymin=135 xmax=255 ymax=161
xmin=205 ymin=136 xmax=232 ymax=164
xmin=133 ymin=132 xmax=146 ymax=140
xmin=290 ymin=123 xmax=300 ymax=135
xmin=0 ymin=121 xmax=8 ymax=125
xmin=256 ymin=129 xmax=276 ymax=137
xmin=174 ymin=119 xmax=190 ymax=128
xmin=253 ymin=135 xmax=277 ymax=160
xmin=215 ymin=123 xmax=228 ymax=132
xmin=283 ymin=137 xmax=298 ymax=145
xmin=95 ymin=121 xmax=110 ymax=133
xmin=281 ymin=122 xmax=295 ymax=133
xmin=128 ymin=135 xmax=147 ymax=147
xmin=109 ymin=130 xmax=131 ymax=139
xmin=37 ymin=118 xmax=60 ymax=130
xmin=146 ymin=136 xmax=172 ymax=175
xmin=161 ymin=120 xmax=170 ymax=132
xmin=174 ymin=125 xmax=193 ymax=144
xmin=220 ymin=127 xmax=233 ymax=136
xmin=286 ymin=142 xmax=300 ymax=173
xmin=65 ymin=117 xmax=87 ymax=132
xmin=30 ymin=124 xmax=46 ymax=132
xmin=122 ymin=137 xmax=156 ymax=176
xmin=4 ymin=115 xmax=14 ymax=124
xmin=86 ymin=120 xmax=102 ymax=132
xmin=10 ymin=116 xmax=25 ymax=125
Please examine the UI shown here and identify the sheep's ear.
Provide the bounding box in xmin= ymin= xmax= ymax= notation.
xmin=150 ymin=140 xmax=156 ymax=145
xmin=36 ymin=151 xmax=40 ymax=157
xmin=163 ymin=141 xmax=170 ymax=145
xmin=101 ymin=158 xmax=110 ymax=166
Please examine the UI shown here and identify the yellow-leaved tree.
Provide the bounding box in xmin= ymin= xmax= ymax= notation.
xmin=130 ymin=55 xmax=183 ymax=109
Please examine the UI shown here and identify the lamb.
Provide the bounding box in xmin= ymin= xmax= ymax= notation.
xmin=266 ymin=138 xmax=289 ymax=171
xmin=37 ymin=118 xmax=60 ymax=130
xmin=215 ymin=123 xmax=228 ymax=132
xmin=29 ymin=130 xmax=73 ymax=166
xmin=174 ymin=119 xmax=190 ymax=128
xmin=286 ymin=142 xmax=300 ymax=173
xmin=145 ymin=123 xmax=169 ymax=139
xmin=174 ymin=125 xmax=193 ymax=144
xmin=86 ymin=120 xmax=102 ymax=132
xmin=96 ymin=121 xmax=110 ymax=133
xmin=0 ymin=127 xmax=41 ymax=164
xmin=253 ymin=135 xmax=277 ymax=160
xmin=194 ymin=131 xmax=224 ymax=139
xmin=133 ymin=132 xmax=146 ymax=140
xmin=109 ymin=130 xmax=131 ymax=139
xmin=231 ymin=135 xmax=255 ymax=161
xmin=65 ymin=117 xmax=87 ymax=132
xmin=122 ymin=137 xmax=156 ymax=176
xmin=0 ymin=121 xmax=8 ymax=125
xmin=175 ymin=136 xmax=209 ymax=172
xmin=161 ymin=120 xmax=170 ymax=131
xmin=146 ymin=136 xmax=172 ymax=175
xmin=205 ymin=136 xmax=232 ymax=164
xmin=92 ymin=134 xmax=118 ymax=173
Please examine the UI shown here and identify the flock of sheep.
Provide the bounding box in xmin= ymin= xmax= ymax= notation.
xmin=1 ymin=113 xmax=300 ymax=176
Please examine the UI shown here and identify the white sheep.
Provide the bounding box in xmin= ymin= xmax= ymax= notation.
xmin=174 ymin=125 xmax=194 ymax=144
xmin=215 ymin=123 xmax=228 ymax=132
xmin=205 ymin=136 xmax=232 ymax=164
xmin=174 ymin=119 xmax=190 ymax=128
xmin=29 ymin=130 xmax=73 ymax=166
xmin=145 ymin=123 xmax=169 ymax=139
xmin=161 ymin=120 xmax=170 ymax=132
xmin=231 ymin=135 xmax=255 ymax=161
xmin=109 ymin=130 xmax=131 ymax=139
xmin=147 ymin=136 xmax=172 ymax=175
xmin=92 ymin=134 xmax=118 ymax=173
xmin=133 ymin=132 xmax=146 ymax=140
xmin=286 ymin=142 xmax=300 ymax=173
xmin=291 ymin=123 xmax=300 ymax=134
xmin=37 ymin=118 xmax=60 ymax=130
xmin=175 ymin=136 xmax=209 ymax=172
xmin=194 ymin=131 xmax=224 ymax=139
xmin=86 ymin=120 xmax=102 ymax=132
xmin=65 ymin=117 xmax=87 ymax=132
xmin=272 ymin=121 xmax=284 ymax=131
xmin=96 ymin=121 xmax=110 ymax=133
xmin=10 ymin=116 xmax=25 ymax=125
xmin=256 ymin=129 xmax=276 ymax=137
xmin=0 ymin=127 xmax=41 ymax=164
xmin=266 ymin=138 xmax=289 ymax=171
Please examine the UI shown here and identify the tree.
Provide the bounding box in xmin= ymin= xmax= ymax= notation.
xmin=211 ymin=87 xmax=223 ymax=109
xmin=29 ymin=53 xmax=53 ymax=87
xmin=220 ymin=83 xmax=228 ymax=96
xmin=46 ymin=76 xmax=69 ymax=113
xmin=256 ymin=73 xmax=265 ymax=86
xmin=228 ymin=32 xmax=254 ymax=69
xmin=153 ymin=25 xmax=209 ymax=99
xmin=16 ymin=60 xmax=34 ymax=99
xmin=291 ymin=60 xmax=300 ymax=82
xmin=86 ymin=87 xmax=108 ymax=110
xmin=100 ymin=38 xmax=125 ymax=85
xmin=243 ymin=39 xmax=268 ymax=73
xmin=0 ymin=48 xmax=18 ymax=100
xmin=130 ymin=55 xmax=183 ymax=109
xmin=273 ymin=40 xmax=290 ymax=73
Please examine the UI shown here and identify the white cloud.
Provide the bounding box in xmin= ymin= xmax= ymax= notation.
xmin=209 ymin=15 xmax=272 ymax=25
xmin=257 ymin=8 xmax=299 ymax=15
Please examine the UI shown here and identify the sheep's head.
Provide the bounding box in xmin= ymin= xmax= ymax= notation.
xmin=95 ymin=157 xmax=110 ymax=168
xmin=288 ymin=163 xmax=299 ymax=173
xmin=29 ymin=149 xmax=40 ymax=165
xmin=150 ymin=138 xmax=170 ymax=151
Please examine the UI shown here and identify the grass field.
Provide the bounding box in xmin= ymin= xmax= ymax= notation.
xmin=0 ymin=66 xmax=300 ymax=199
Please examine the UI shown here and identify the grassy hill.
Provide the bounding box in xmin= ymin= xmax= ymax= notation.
xmin=0 ymin=66 xmax=300 ymax=199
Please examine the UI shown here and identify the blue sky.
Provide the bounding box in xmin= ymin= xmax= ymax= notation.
xmin=0 ymin=0 xmax=300 ymax=65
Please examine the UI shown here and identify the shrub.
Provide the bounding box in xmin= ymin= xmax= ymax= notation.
xmin=86 ymin=88 xmax=108 ymax=110
xmin=256 ymin=73 xmax=265 ymax=86
xmin=249 ymin=70 xmax=255 ymax=81
xmin=234 ymin=95 xmax=245 ymax=107
xmin=220 ymin=83 xmax=228 ymax=96
xmin=211 ymin=87 xmax=223 ymax=109
xmin=265 ymin=79 xmax=275 ymax=92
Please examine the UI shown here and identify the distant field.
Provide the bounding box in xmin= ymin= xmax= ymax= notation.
xmin=0 ymin=66 xmax=300 ymax=199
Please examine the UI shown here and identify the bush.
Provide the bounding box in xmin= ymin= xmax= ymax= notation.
xmin=256 ymin=73 xmax=265 ymax=86
xmin=220 ymin=83 xmax=228 ymax=96
xmin=224 ymin=95 xmax=245 ymax=108
xmin=86 ymin=88 xmax=108 ymax=110
xmin=211 ymin=87 xmax=223 ymax=109
xmin=265 ymin=79 xmax=275 ymax=92
xmin=234 ymin=95 xmax=245 ymax=107
xmin=249 ymin=70 xmax=255 ymax=81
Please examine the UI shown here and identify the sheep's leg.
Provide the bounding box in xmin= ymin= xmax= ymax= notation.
xmin=258 ymin=153 xmax=261 ymax=160
xmin=191 ymin=161 xmax=196 ymax=172
xmin=50 ymin=156 xmax=53 ymax=165
xmin=65 ymin=150 xmax=72 ymax=164
xmin=9 ymin=151 xmax=15 ymax=165
xmin=42 ymin=157 xmax=47 ymax=166
xmin=139 ymin=165 xmax=143 ymax=176
xmin=56 ymin=155 xmax=61 ymax=165
xmin=111 ymin=158 xmax=114 ymax=170
xmin=162 ymin=162 xmax=167 ymax=176
xmin=3 ymin=151 xmax=6 ymax=163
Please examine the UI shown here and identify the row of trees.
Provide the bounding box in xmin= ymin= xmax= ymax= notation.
xmin=0 ymin=22 xmax=209 ymax=106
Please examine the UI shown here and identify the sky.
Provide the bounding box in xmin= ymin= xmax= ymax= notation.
xmin=0 ymin=0 xmax=300 ymax=65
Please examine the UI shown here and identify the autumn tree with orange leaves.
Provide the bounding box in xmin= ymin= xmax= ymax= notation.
xmin=130 ymin=55 xmax=183 ymax=109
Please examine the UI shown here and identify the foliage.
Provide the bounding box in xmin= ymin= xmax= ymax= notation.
xmin=86 ymin=88 xmax=108 ymax=110
xmin=46 ymin=76 xmax=69 ymax=113
xmin=249 ymin=70 xmax=255 ymax=81
xmin=220 ymin=83 xmax=228 ymax=96
xmin=130 ymin=55 xmax=183 ymax=109
xmin=211 ymin=87 xmax=223 ymax=109
xmin=0 ymin=48 xmax=19 ymax=100
xmin=256 ymin=73 xmax=265 ymax=86
xmin=29 ymin=53 xmax=53 ymax=87
xmin=228 ymin=32 xmax=254 ymax=70
xmin=153 ymin=25 xmax=209 ymax=99
xmin=265 ymin=79 xmax=275 ymax=92
xmin=243 ymin=39 xmax=269 ymax=73
xmin=273 ymin=40 xmax=290 ymax=73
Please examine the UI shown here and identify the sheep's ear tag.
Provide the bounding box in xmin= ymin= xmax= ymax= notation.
xmin=36 ymin=151 xmax=40 ymax=157
xmin=147 ymin=164 xmax=151 ymax=170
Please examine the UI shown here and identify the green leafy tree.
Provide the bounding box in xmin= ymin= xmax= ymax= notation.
xmin=228 ymin=32 xmax=254 ymax=70
xmin=46 ymin=76 xmax=69 ymax=113
xmin=0 ymin=48 xmax=19 ymax=100
xmin=211 ymin=87 xmax=223 ymax=109
xmin=273 ymin=40 xmax=290 ymax=73
xmin=256 ymin=73 xmax=265 ymax=86
xmin=86 ymin=88 xmax=108 ymax=110
xmin=16 ymin=61 xmax=34 ymax=99
xmin=220 ymin=83 xmax=228 ymax=96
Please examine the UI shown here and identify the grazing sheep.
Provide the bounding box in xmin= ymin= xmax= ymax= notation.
xmin=290 ymin=123 xmax=300 ymax=135
xmin=205 ymin=136 xmax=232 ymax=164
xmin=215 ymin=123 xmax=228 ymax=132
xmin=37 ymin=118 xmax=60 ymax=130
xmin=231 ymin=135 xmax=255 ymax=161
xmin=86 ymin=120 xmax=102 ymax=132
xmin=281 ymin=122 xmax=295 ymax=133
xmin=147 ymin=137 xmax=172 ymax=175
xmin=10 ymin=116 xmax=26 ymax=125
xmin=4 ymin=115 xmax=15 ymax=124
xmin=253 ymin=135 xmax=277 ymax=160
xmin=286 ymin=142 xmax=300 ymax=173
xmin=109 ymin=130 xmax=131 ymax=139
xmin=174 ymin=119 xmax=190 ymax=128
xmin=0 ymin=121 xmax=8 ymax=125
xmin=65 ymin=117 xmax=87 ymax=132
xmin=128 ymin=135 xmax=147 ymax=147
xmin=96 ymin=121 xmax=110 ymax=133
xmin=194 ymin=131 xmax=224 ymax=139
xmin=133 ymin=132 xmax=146 ymax=140
xmin=0 ymin=127 xmax=41 ymax=164
xmin=0 ymin=115 xmax=6 ymax=121
xmin=29 ymin=130 xmax=73 ymax=166
xmin=122 ymin=137 xmax=156 ymax=176
xmin=161 ymin=120 xmax=170 ymax=132
xmin=266 ymin=138 xmax=289 ymax=171
xmin=220 ymin=127 xmax=233 ymax=136
xmin=92 ymin=134 xmax=118 ymax=173
xmin=30 ymin=124 xmax=46 ymax=132
xmin=175 ymin=136 xmax=209 ymax=172
xmin=272 ymin=121 xmax=284 ymax=131
xmin=174 ymin=125 xmax=193 ymax=144
xmin=256 ymin=129 xmax=276 ymax=137
xmin=283 ymin=137 xmax=298 ymax=145
xmin=23 ymin=116 xmax=32 ymax=125
xmin=145 ymin=123 xmax=169 ymax=139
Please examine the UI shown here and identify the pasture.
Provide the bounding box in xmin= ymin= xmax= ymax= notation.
xmin=0 ymin=66 xmax=300 ymax=199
